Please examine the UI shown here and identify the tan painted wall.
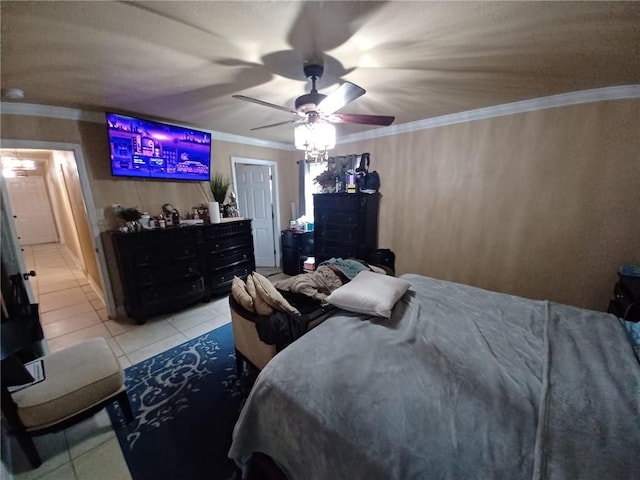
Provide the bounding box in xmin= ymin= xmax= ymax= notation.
xmin=48 ymin=151 xmax=84 ymax=268
xmin=331 ymin=99 xmax=639 ymax=311
xmin=2 ymin=98 xmax=638 ymax=312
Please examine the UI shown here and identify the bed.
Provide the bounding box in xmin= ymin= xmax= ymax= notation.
xmin=228 ymin=273 xmax=640 ymax=479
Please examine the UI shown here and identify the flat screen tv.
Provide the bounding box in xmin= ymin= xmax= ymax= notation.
xmin=107 ymin=112 xmax=211 ymax=181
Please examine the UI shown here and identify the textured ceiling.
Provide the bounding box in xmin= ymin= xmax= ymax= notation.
xmin=1 ymin=1 xmax=638 ymax=146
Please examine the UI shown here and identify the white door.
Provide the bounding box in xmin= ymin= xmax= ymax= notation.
xmin=6 ymin=176 xmax=58 ymax=246
xmin=1 ymin=177 xmax=36 ymax=303
xmin=235 ymin=164 xmax=276 ymax=267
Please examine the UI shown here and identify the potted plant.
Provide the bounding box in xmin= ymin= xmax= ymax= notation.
xmin=114 ymin=206 xmax=142 ymax=231
xmin=210 ymin=173 xmax=231 ymax=204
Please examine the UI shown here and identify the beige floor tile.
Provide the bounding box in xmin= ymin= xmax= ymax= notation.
xmin=182 ymin=315 xmax=230 ymax=340
xmin=43 ymin=311 xmax=102 ymax=339
xmin=209 ymin=295 xmax=232 ymax=314
xmin=113 ymin=320 xmax=180 ymax=354
xmin=72 ymin=437 xmax=131 ymax=480
xmin=9 ymin=431 xmax=70 ymax=480
xmin=40 ymin=302 xmax=95 ymax=325
xmin=117 ymin=355 xmax=132 ymax=369
xmin=166 ymin=308 xmax=215 ymax=332
xmin=46 ymin=324 xmax=112 ymax=353
xmin=89 ymin=298 xmax=105 ymax=310
xmin=38 ymin=279 xmax=81 ymax=295
xmin=39 ymin=288 xmax=88 ymax=313
xmin=65 ymin=410 xmax=115 ymax=460
xmin=105 ymin=337 xmax=125 ymax=357
xmin=84 ymin=290 xmax=99 ymax=302
xmin=126 ymin=332 xmax=189 ymax=365
xmin=95 ymin=308 xmax=110 ymax=321
xmin=104 ymin=319 xmax=136 ymax=337
xmin=29 ymin=462 xmax=77 ymax=480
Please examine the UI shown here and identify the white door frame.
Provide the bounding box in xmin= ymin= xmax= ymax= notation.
xmin=0 ymin=176 xmax=36 ymax=302
xmin=0 ymin=139 xmax=117 ymax=318
xmin=231 ymin=156 xmax=281 ymax=268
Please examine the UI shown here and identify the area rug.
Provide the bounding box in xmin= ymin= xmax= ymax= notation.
xmin=107 ymin=323 xmax=248 ymax=480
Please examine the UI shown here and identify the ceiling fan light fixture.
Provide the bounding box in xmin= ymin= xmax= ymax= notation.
xmin=294 ymin=122 xmax=336 ymax=161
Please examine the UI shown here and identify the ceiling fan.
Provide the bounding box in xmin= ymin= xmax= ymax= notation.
xmin=232 ymin=63 xmax=395 ymax=131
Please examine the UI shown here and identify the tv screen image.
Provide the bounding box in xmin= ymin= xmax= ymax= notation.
xmin=107 ymin=112 xmax=212 ymax=181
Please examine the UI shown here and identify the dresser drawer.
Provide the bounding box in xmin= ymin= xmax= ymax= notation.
xmin=209 ymin=262 xmax=254 ymax=289
xmin=313 ymin=194 xmax=365 ymax=211
xmin=139 ymin=276 xmax=205 ymax=306
xmin=205 ymin=233 xmax=253 ymax=252
xmin=208 ymin=247 xmax=253 ymax=269
xmin=133 ymin=244 xmax=199 ymax=265
xmin=314 ymin=209 xmax=360 ymax=226
xmin=314 ymin=224 xmax=359 ymax=244
xmin=203 ymin=221 xmax=252 ymax=240
xmin=135 ymin=260 xmax=201 ymax=286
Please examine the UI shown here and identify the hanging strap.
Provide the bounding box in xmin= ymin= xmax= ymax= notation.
xmin=356 ymin=152 xmax=370 ymax=174
xmin=9 ymin=274 xmax=30 ymax=307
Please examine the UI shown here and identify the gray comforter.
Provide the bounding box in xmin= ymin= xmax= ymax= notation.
xmin=229 ymin=274 xmax=640 ymax=479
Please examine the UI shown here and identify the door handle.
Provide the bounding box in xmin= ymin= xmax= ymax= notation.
xmin=22 ymin=270 xmax=36 ymax=280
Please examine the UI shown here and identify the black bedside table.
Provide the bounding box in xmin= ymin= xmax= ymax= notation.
xmin=608 ymin=274 xmax=640 ymax=322
xmin=281 ymin=230 xmax=314 ymax=276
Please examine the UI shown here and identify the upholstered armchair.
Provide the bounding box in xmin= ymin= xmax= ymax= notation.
xmin=1 ymin=333 xmax=133 ymax=468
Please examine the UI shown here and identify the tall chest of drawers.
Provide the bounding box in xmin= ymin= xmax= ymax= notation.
xmin=313 ymin=193 xmax=380 ymax=266
xmin=107 ymin=220 xmax=254 ymax=323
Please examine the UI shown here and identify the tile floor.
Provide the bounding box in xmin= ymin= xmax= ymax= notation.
xmin=2 ymin=243 xmax=243 ymax=480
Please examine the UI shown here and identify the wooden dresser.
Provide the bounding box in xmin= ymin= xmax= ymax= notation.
xmin=106 ymin=220 xmax=254 ymax=323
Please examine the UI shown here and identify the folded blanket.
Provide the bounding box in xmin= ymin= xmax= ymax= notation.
xmin=318 ymin=257 xmax=372 ymax=280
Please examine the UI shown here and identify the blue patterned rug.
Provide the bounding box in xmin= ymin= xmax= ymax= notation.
xmin=107 ymin=323 xmax=247 ymax=480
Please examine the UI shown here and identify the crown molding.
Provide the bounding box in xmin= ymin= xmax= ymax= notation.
xmin=2 ymin=84 xmax=638 ymax=150
xmin=0 ymin=102 xmax=295 ymax=151
xmin=339 ymin=84 xmax=640 ymax=144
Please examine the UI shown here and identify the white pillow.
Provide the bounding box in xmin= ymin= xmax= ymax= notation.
xmin=326 ymin=270 xmax=411 ymax=318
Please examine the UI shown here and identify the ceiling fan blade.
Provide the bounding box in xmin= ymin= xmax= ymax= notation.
xmin=317 ymin=82 xmax=365 ymax=115
xmin=232 ymin=94 xmax=298 ymax=115
xmin=250 ymin=119 xmax=303 ymax=131
xmin=328 ymin=113 xmax=395 ymax=126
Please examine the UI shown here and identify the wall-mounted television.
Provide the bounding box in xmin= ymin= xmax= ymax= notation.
xmin=106 ymin=112 xmax=211 ymax=181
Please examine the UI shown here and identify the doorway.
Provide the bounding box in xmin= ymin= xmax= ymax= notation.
xmin=231 ymin=157 xmax=281 ymax=268
xmin=0 ymin=142 xmax=116 ymax=317
xmin=5 ymin=175 xmax=58 ymax=245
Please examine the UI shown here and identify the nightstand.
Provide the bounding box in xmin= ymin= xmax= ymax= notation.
xmin=608 ymin=274 xmax=640 ymax=322
xmin=281 ymin=230 xmax=314 ymax=276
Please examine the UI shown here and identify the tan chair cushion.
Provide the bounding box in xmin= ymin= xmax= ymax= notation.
xmin=12 ymin=337 xmax=124 ymax=430
xmin=246 ymin=273 xmax=274 ymax=315
xmin=252 ymin=272 xmax=300 ymax=315
xmin=231 ymin=276 xmax=255 ymax=312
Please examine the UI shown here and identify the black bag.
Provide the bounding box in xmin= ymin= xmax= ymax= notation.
xmin=355 ymin=153 xmax=380 ymax=192
xmin=3 ymin=274 xmax=45 ymax=361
